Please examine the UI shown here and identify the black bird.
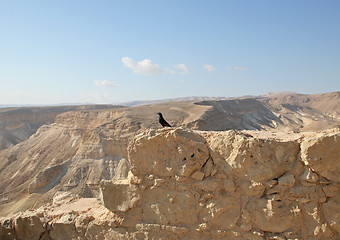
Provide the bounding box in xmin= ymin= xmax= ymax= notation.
xmin=158 ymin=112 xmax=172 ymax=127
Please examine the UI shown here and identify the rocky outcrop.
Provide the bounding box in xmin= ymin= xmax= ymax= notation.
xmin=1 ymin=128 xmax=339 ymax=239
xmin=0 ymin=192 xmax=118 ymax=240
xmin=301 ymin=132 xmax=340 ymax=183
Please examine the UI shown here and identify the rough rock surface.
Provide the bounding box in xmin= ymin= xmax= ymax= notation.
xmin=0 ymin=192 xmax=118 ymax=240
xmin=1 ymin=128 xmax=339 ymax=239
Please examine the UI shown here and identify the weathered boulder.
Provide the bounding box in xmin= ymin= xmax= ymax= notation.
xmin=249 ymin=198 xmax=299 ymax=233
xmin=128 ymin=128 xmax=210 ymax=178
xmin=13 ymin=215 xmax=45 ymax=240
xmin=0 ymin=192 xmax=118 ymax=240
xmin=203 ymin=131 xmax=300 ymax=181
xmin=100 ymin=178 xmax=140 ymax=212
xmin=301 ymin=132 xmax=340 ymax=182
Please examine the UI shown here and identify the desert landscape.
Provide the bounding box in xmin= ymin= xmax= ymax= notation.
xmin=0 ymin=92 xmax=339 ymax=239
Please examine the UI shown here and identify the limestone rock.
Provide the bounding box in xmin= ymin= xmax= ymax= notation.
xmin=203 ymin=131 xmax=300 ymax=181
xmin=301 ymin=132 xmax=340 ymax=182
xmin=100 ymin=180 xmax=140 ymax=212
xmin=114 ymin=158 xmax=130 ymax=180
xmin=128 ymin=128 xmax=210 ymax=178
xmin=1 ymin=193 xmax=118 ymax=240
xmin=1 ymin=127 xmax=340 ymax=240
xmin=250 ymin=199 xmax=300 ymax=233
xmin=200 ymin=196 xmax=241 ymax=230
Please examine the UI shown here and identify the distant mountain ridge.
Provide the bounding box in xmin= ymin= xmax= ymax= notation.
xmin=120 ymin=96 xmax=230 ymax=107
xmin=0 ymin=92 xmax=299 ymax=108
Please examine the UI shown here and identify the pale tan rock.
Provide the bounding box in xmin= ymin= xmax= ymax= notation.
xmin=100 ymin=180 xmax=140 ymax=212
xmin=201 ymin=196 xmax=241 ymax=230
xmin=128 ymin=128 xmax=210 ymax=178
xmin=204 ymin=131 xmax=300 ymax=181
xmin=141 ymin=186 xmax=198 ymax=226
xmin=0 ymin=194 xmax=118 ymax=240
xmin=74 ymin=214 xmax=94 ymax=236
xmin=53 ymin=191 xmax=77 ymax=205
xmin=114 ymin=158 xmax=130 ymax=180
xmin=250 ymin=199 xmax=300 ymax=233
xmin=1 ymin=127 xmax=340 ymax=240
xmin=301 ymin=133 xmax=340 ymax=182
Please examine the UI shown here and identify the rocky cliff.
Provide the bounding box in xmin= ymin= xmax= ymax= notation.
xmin=0 ymin=105 xmax=120 ymax=150
xmin=1 ymin=127 xmax=339 ymax=239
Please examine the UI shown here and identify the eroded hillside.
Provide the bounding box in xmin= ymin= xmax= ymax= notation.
xmin=0 ymin=105 xmax=121 ymax=150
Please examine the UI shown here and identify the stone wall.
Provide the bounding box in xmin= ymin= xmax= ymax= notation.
xmin=1 ymin=128 xmax=339 ymax=239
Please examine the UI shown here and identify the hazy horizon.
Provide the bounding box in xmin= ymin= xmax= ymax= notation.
xmin=1 ymin=1 xmax=339 ymax=105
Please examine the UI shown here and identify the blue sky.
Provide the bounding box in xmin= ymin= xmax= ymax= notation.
xmin=1 ymin=0 xmax=339 ymax=105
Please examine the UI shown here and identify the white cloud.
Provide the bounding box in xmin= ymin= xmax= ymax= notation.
xmin=226 ymin=66 xmax=248 ymax=71
xmin=94 ymin=80 xmax=119 ymax=88
xmin=203 ymin=64 xmax=216 ymax=72
xmin=176 ymin=64 xmax=189 ymax=74
xmin=122 ymin=57 xmax=175 ymax=75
